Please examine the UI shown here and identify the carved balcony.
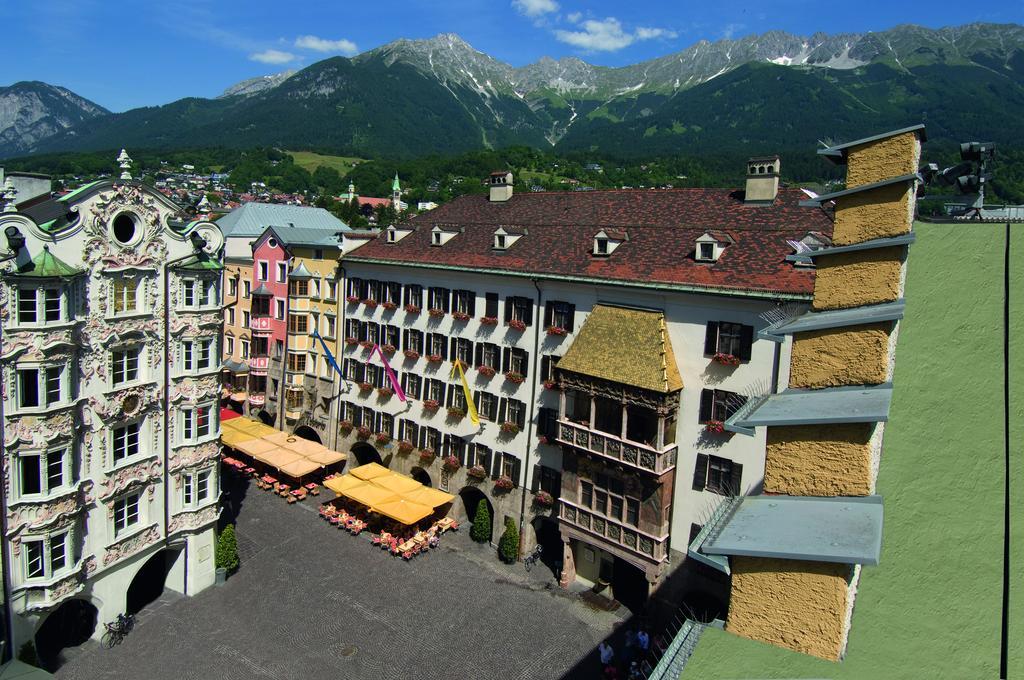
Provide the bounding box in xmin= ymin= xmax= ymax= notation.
xmin=559 ymin=498 xmax=669 ymax=565
xmin=248 ymin=356 xmax=269 ymax=371
xmin=556 ymin=419 xmax=676 ymax=475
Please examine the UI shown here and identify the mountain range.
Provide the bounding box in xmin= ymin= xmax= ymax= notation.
xmin=2 ymin=22 xmax=1023 ymax=162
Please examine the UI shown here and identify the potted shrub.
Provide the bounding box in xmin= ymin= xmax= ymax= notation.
xmin=345 ymin=336 xmax=359 ymax=347
xmin=452 ymin=310 xmax=471 ymax=322
xmin=500 ymin=421 xmax=520 ymax=435
xmin=442 ymin=455 xmax=461 ymax=472
xmin=397 ymin=439 xmax=414 ymax=454
xmin=546 ymin=325 xmax=567 ymax=336
xmin=471 ymin=498 xmax=491 ymax=543
xmin=419 ymin=448 xmax=436 ymax=463
xmin=404 ymin=303 xmax=421 ymax=314
xmin=215 ymin=524 xmax=240 ymax=578
xmin=447 ymin=406 xmax=466 ymax=420
xmin=359 ymin=340 xmax=375 ymax=350
xmin=428 ymin=308 xmax=446 ymax=318
xmin=356 ymin=425 xmax=372 ymax=440
xmin=357 ymin=381 xmax=373 ymax=392
xmin=422 ymin=399 xmax=440 ymax=411
xmin=712 ymin=352 xmax=741 ymax=367
xmin=504 ymin=371 xmax=525 ymax=384
xmin=704 ymin=420 xmax=726 ymax=434
xmin=467 ymin=464 xmax=487 ymax=480
xmin=363 ymin=298 xmax=378 ymax=309
xmin=426 ymin=354 xmax=443 ymax=364
xmin=404 ymin=349 xmax=420 ymax=360
xmin=494 ymin=475 xmax=514 ymax=491
xmin=498 ymin=517 xmax=519 ymax=562
xmin=543 ymin=379 xmax=557 ymax=390
xmin=477 ymin=365 xmax=496 ymax=378
xmin=339 ymin=420 xmax=353 ymax=436
xmin=374 ymin=431 xmax=392 ymax=446
xmin=346 ymin=295 xmax=361 ymax=305
xmin=533 ymin=490 xmax=554 ymax=507
xmin=381 ymin=301 xmax=398 ymax=311
xmin=377 ymin=386 xmax=394 ymax=399
xmin=380 ymin=343 xmax=397 ymax=355
xmin=507 ymin=318 xmax=527 ymax=332
xmin=479 ymin=316 xmax=498 ymax=326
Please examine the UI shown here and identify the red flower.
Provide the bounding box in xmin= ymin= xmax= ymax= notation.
xmin=380 ymin=344 xmax=396 ymax=355
xmin=356 ymin=426 xmax=372 ymax=440
xmin=403 ymin=349 xmax=420 ymax=360
xmin=546 ymin=326 xmax=567 ymax=336
xmin=357 ymin=382 xmax=373 ymax=392
xmin=339 ymin=420 xmax=353 ymax=434
xmin=543 ymin=379 xmax=557 ymax=390
xmin=712 ymin=352 xmax=741 ymax=367
xmin=397 ymin=439 xmax=414 ymax=453
xmin=705 ymin=420 xmax=726 ymax=434
xmin=404 ymin=304 xmax=421 ymax=314
xmin=422 ymin=399 xmax=440 ymax=411
xmin=533 ymin=490 xmax=554 ymax=506
xmin=362 ymin=299 xmax=378 ymax=309
xmin=442 ymin=455 xmax=461 ymax=472
xmin=381 ymin=301 xmax=398 ymax=311
xmin=504 ymin=371 xmax=525 ymax=384
xmin=359 ymin=340 xmax=375 ymax=349
xmin=374 ymin=431 xmax=392 ymax=445
xmin=467 ymin=464 xmax=487 ymax=480
xmin=452 ymin=311 xmax=471 ymax=322
xmin=500 ymin=421 xmax=520 ymax=435
xmin=345 ymin=337 xmax=359 ymax=346
xmin=507 ymin=319 xmax=527 ymax=332
xmin=419 ymin=449 xmax=436 ymax=462
xmin=494 ymin=475 xmax=514 ymax=490
xmin=377 ymin=386 xmax=394 ymax=399
xmin=346 ymin=296 xmax=361 ymax=305
xmin=447 ymin=407 xmax=466 ymax=420
xmin=426 ymin=354 xmax=443 ymax=363
xmin=428 ymin=308 xmax=445 ymax=318
xmin=477 ymin=365 xmax=496 ymax=378
xmin=479 ymin=316 xmax=498 ymax=326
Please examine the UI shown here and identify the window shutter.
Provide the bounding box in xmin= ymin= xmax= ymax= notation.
xmin=491 ymin=452 xmax=502 ymax=479
xmin=544 ymin=302 xmax=554 ymax=327
xmin=541 ymin=355 xmax=551 ymax=382
xmin=520 ymin=352 xmax=529 ymax=377
xmin=457 ymin=442 xmax=467 ymax=467
xmin=515 ymin=401 xmax=526 ymax=429
xmin=445 ymin=385 xmax=454 ymax=407
xmin=704 ymin=322 xmax=719 ymax=355
xmin=449 ymin=337 xmax=458 ymax=363
xmin=501 ymin=347 xmax=510 ymax=373
xmin=468 ymin=293 xmax=476 ymax=317
xmin=474 ymin=343 xmax=483 ymax=368
xmin=498 ymin=398 xmax=507 ymax=424
xmin=730 ymin=461 xmax=744 ymax=495
xmin=699 ymin=389 xmax=714 ymax=423
xmin=511 ymin=457 xmax=522 ymax=487
xmin=692 ymin=454 xmax=709 ymax=491
xmin=486 ymin=293 xmax=498 ymax=318
xmin=481 ymin=448 xmax=493 ymax=476
xmin=738 ymin=325 xmax=754 ymax=361
xmin=567 ymin=304 xmax=576 ymax=333
xmin=531 ymin=464 xmax=541 ymax=493
xmin=504 ymin=297 xmax=513 ymax=323
xmin=538 ymin=407 xmax=553 ymax=437
xmin=473 ymin=391 xmax=481 ymax=413
xmin=524 ymin=298 xmax=534 ymax=326
xmin=441 ymin=288 xmax=450 ymax=313
xmin=437 ymin=382 xmax=446 ymax=405
xmin=401 ymin=328 xmax=408 ymax=350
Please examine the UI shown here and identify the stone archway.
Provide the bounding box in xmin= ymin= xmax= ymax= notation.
xmin=293 ymin=425 xmax=322 ymax=444
xmin=530 ymin=516 xmax=562 ymax=575
xmin=126 ymin=547 xmax=184 ymax=616
xmin=410 ymin=466 xmax=432 ymax=488
xmin=351 ymin=441 xmax=383 ymax=466
xmin=457 ymin=486 xmax=493 ymax=542
xmin=34 ymin=598 xmax=98 ymax=671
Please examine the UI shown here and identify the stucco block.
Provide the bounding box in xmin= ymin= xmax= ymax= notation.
xmin=845 ymin=133 xmax=920 ymax=188
xmin=764 ymin=424 xmax=874 ymax=496
xmin=832 ymin=183 xmax=913 ymax=246
xmin=726 ymin=556 xmax=853 ymax=661
xmin=813 ymin=247 xmax=903 ymax=311
xmin=789 ymin=322 xmax=893 ymax=388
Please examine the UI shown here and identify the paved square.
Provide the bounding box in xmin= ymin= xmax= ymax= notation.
xmin=55 ymin=479 xmax=620 ymax=679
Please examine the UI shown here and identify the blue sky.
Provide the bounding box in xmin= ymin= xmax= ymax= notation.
xmin=8 ymin=0 xmax=1022 ymax=112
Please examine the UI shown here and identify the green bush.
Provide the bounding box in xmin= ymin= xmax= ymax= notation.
xmin=470 ymin=499 xmax=491 ymax=543
xmin=499 ymin=517 xmax=520 ymax=563
xmin=17 ymin=641 xmax=38 ymax=666
xmin=215 ymin=524 xmax=240 ymax=572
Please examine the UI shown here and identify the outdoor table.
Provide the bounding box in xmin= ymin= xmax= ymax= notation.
xmin=262 ymin=475 xmax=277 ymax=485
xmin=291 ymin=488 xmax=307 ymax=500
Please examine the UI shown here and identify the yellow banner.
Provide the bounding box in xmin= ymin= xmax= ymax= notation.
xmin=450 ymin=360 xmax=480 ymax=425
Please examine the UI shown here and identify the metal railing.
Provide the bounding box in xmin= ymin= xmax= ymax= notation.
xmin=556 ymin=419 xmax=676 ymax=474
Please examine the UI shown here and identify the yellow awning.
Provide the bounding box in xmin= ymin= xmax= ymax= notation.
xmin=277 ymin=458 xmax=321 ymax=479
xmin=324 ymin=475 xmax=367 ymax=495
xmin=305 ymin=449 xmax=347 ymax=465
xmin=233 ymin=438 xmax=281 ymax=458
xmin=401 ymin=486 xmax=456 ymax=508
xmin=372 ymin=498 xmax=433 ymax=525
xmin=370 ymin=474 xmax=423 ymax=494
xmin=349 ymin=462 xmax=392 ymax=480
xmin=221 ymin=428 xmax=261 ymax=448
xmin=253 ymin=448 xmax=304 ymax=469
xmin=342 ymin=484 xmax=399 ymax=508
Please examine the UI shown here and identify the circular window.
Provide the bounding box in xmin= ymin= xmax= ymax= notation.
xmin=112 ymin=213 xmax=139 ymax=245
xmin=268 ymin=237 xmax=278 ymax=248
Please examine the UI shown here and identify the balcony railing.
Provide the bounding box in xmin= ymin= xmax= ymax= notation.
xmin=559 ymin=498 xmax=669 ymax=564
xmin=250 ymin=315 xmax=272 ymax=332
xmin=556 ymin=419 xmax=676 ymax=475
xmin=248 ymin=356 xmax=269 ymax=371
xmin=248 ymin=393 xmax=265 ymax=406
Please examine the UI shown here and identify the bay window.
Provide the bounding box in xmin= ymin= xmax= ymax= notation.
xmin=23 ymin=530 xmax=71 ymax=580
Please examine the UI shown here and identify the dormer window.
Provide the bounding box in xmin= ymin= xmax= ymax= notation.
xmin=699 ymin=243 xmax=714 ymax=261
xmin=696 ymin=231 xmax=732 ymax=263
xmin=592 ymin=229 xmax=625 ymax=257
xmin=492 ymin=227 xmax=523 ymax=251
xmin=430 ymin=226 xmax=457 ymax=247
xmin=495 ymin=233 xmax=507 ymax=250
xmin=595 ymin=238 xmax=609 ymax=255
xmin=387 ymin=228 xmax=397 ymax=244
xmin=431 ymin=231 xmax=443 ymax=246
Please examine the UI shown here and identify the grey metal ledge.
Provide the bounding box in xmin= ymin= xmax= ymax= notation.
xmin=759 ymin=300 xmax=905 ymax=342
xmin=806 ymin=232 xmax=916 ymax=258
xmin=725 ymin=383 xmax=892 ymax=436
xmin=687 ymin=495 xmax=741 ymax=575
xmin=817 ymin=124 xmax=927 ymax=162
xmin=799 ymin=174 xmax=920 ymax=207
xmin=702 ymin=494 xmax=884 ymax=566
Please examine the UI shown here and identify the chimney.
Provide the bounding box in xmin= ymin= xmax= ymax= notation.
xmin=488 ymin=171 xmax=514 ymax=202
xmin=744 ymin=156 xmax=780 ymax=204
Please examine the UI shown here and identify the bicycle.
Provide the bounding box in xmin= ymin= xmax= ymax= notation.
xmin=523 ymin=544 xmax=543 ymax=571
xmin=101 ymin=612 xmax=135 ymax=649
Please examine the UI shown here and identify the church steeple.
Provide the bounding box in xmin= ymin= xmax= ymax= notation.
xmin=392 ymin=174 xmax=404 ymax=212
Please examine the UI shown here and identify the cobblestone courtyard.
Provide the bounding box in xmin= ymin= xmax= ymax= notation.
xmin=54 ymin=479 xmax=622 ymax=679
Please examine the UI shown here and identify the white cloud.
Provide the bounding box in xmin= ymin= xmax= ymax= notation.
xmin=722 ymin=23 xmax=745 ymax=40
xmin=295 ymin=35 xmax=359 ymax=55
xmin=566 ymin=11 xmax=582 ymax=23
xmin=512 ymin=0 xmax=559 ymax=18
xmin=554 ymin=17 xmax=675 ymax=52
xmin=249 ymin=49 xmax=297 ymax=64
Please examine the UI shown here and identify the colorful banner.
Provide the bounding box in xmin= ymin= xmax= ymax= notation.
xmin=311 ymin=329 xmax=344 ymax=380
xmin=449 ymin=359 xmax=480 ymax=425
xmin=371 ymin=344 xmax=407 ymax=402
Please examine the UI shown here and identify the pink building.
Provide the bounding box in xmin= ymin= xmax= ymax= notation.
xmin=247 ymin=231 xmax=290 ymax=415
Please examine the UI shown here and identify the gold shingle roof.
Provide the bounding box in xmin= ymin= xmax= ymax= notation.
xmin=557 ymin=305 xmax=682 ymax=393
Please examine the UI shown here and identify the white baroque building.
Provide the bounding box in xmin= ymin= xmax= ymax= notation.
xmin=0 ymin=163 xmax=224 ymax=657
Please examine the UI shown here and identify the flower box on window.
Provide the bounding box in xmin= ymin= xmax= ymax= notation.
xmin=422 ymin=399 xmax=440 ymax=411
xmin=442 ymin=455 xmax=461 ymax=472
xmin=452 ymin=311 xmax=471 ymax=322
xmin=537 ymin=434 xmax=550 ymax=445
xmin=381 ymin=301 xmax=398 ymax=311
xmin=356 ymin=426 xmax=372 ymax=440
xmin=507 ymin=319 xmax=527 ymax=332
xmin=419 ymin=449 xmax=436 ymax=463
xmin=704 ymin=420 xmax=726 ymax=434
xmin=428 ymin=308 xmax=445 ymax=318
xmin=533 ymin=490 xmax=554 ymax=507
xmin=447 ymin=406 xmax=466 ymax=420
xmin=467 ymin=464 xmax=487 ymax=480
xmin=346 ymin=296 xmax=361 ymax=305
xmin=712 ymin=352 xmax=741 ymax=367
xmin=362 ymin=299 xmax=378 ymax=309
xmin=357 ymin=382 xmax=373 ymax=392
xmin=504 ymin=371 xmax=525 ymax=384
xmin=494 ymin=475 xmax=514 ymax=491
xmin=377 ymin=386 xmax=394 ymax=399
xmin=345 ymin=337 xmax=359 ymax=346
xmin=477 ymin=365 xmax=496 ymax=378
xmin=546 ymin=326 xmax=567 ymax=336
xmin=479 ymin=316 xmax=498 ymax=326
xmin=359 ymin=340 xmax=375 ymax=350
xmin=380 ymin=344 xmax=396 ymax=355
xmin=397 ymin=439 xmax=414 ymax=454
xmin=543 ymin=379 xmax=557 ymax=390
xmin=500 ymin=421 xmax=520 ymax=435
xmin=339 ymin=420 xmax=353 ymax=435
xmin=404 ymin=303 xmax=421 ymax=314
xmin=426 ymin=354 xmax=443 ymax=364
xmin=403 ymin=349 xmax=420 ymax=360
xmin=374 ymin=432 xmax=392 ymax=445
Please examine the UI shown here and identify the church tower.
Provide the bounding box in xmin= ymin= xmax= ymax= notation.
xmin=391 ymin=174 xmax=404 ymax=213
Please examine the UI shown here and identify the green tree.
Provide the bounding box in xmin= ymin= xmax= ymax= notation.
xmin=498 ymin=517 xmax=520 ymax=563
xmin=215 ymin=524 xmax=240 ymax=572
xmin=470 ymin=499 xmax=491 ymax=543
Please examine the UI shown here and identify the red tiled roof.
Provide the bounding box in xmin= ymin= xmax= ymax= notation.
xmin=345 ymin=188 xmax=833 ymax=297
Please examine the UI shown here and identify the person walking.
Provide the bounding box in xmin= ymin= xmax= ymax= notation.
xmin=599 ymin=641 xmax=615 ymax=668
xmin=622 ymin=628 xmax=636 ymax=666
xmin=636 ymin=628 xmax=650 ymax=654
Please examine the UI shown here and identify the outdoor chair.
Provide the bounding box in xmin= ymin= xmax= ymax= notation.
xmin=286 ymin=495 xmax=297 ymax=504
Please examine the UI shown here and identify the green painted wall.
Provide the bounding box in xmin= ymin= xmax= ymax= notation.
xmin=683 ymin=221 xmax=1022 ymax=679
